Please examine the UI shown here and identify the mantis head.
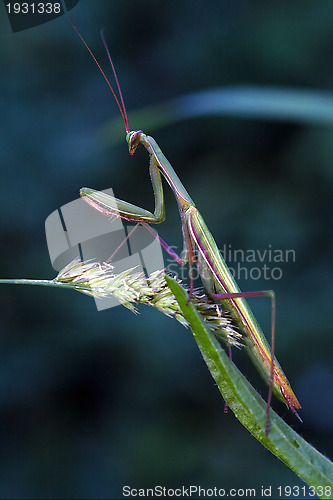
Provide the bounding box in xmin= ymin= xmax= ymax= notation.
xmin=126 ymin=130 xmax=143 ymax=155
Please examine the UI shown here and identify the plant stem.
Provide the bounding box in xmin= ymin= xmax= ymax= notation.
xmin=0 ymin=278 xmax=90 ymax=293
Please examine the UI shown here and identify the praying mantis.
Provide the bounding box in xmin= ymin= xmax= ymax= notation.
xmin=70 ymin=20 xmax=301 ymax=436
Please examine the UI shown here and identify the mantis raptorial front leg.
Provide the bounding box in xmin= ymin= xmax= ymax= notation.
xmin=71 ymin=22 xmax=301 ymax=436
xmin=79 ymin=167 xmax=188 ymax=270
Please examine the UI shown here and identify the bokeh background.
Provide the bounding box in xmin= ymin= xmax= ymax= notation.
xmin=1 ymin=1 xmax=333 ymax=498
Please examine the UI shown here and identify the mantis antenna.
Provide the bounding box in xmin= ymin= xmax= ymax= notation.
xmin=63 ymin=3 xmax=130 ymax=132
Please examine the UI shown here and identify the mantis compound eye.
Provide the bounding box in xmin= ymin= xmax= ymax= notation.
xmin=126 ymin=130 xmax=142 ymax=155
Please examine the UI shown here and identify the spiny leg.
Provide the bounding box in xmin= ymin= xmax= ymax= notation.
xmin=81 ymin=156 xmax=165 ymax=223
xmin=80 ymin=164 xmax=189 ymax=267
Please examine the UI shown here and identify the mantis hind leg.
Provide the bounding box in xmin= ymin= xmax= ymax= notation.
xmin=211 ymin=290 xmax=275 ymax=436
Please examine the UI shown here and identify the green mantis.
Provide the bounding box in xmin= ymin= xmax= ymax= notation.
xmin=72 ymin=23 xmax=301 ymax=436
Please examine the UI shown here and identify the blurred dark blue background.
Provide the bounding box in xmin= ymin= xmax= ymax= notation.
xmin=1 ymin=1 xmax=333 ymax=498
